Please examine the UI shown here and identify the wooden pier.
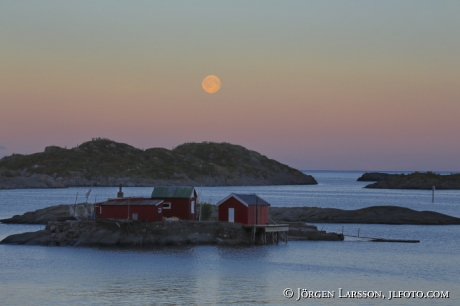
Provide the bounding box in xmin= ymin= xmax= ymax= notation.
xmin=369 ymin=238 xmax=420 ymax=243
xmin=345 ymin=235 xmax=420 ymax=243
xmin=243 ymin=224 xmax=289 ymax=244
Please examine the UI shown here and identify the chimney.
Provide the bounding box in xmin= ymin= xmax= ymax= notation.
xmin=117 ymin=184 xmax=124 ymax=198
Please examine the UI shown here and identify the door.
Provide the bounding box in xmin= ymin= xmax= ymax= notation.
xmin=228 ymin=208 xmax=235 ymax=223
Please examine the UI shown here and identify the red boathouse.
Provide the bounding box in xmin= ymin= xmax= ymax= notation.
xmin=216 ymin=193 xmax=270 ymax=225
xmin=150 ymin=186 xmax=197 ymax=220
xmin=94 ymin=197 xmax=163 ymax=222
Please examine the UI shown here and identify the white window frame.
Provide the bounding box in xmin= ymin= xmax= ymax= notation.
xmin=163 ymin=202 xmax=171 ymax=209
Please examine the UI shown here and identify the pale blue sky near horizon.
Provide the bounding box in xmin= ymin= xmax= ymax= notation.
xmin=1 ymin=1 xmax=459 ymax=171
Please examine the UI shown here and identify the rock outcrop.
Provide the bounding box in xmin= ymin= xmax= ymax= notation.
xmin=270 ymin=206 xmax=460 ymax=225
xmin=364 ymin=172 xmax=460 ymax=190
xmin=285 ymin=222 xmax=344 ymax=241
xmin=0 ymin=174 xmax=67 ymax=189
xmin=0 ymin=139 xmax=317 ymax=189
xmin=357 ymin=172 xmax=399 ymax=182
xmin=1 ymin=204 xmax=81 ymax=224
xmin=1 ymin=219 xmax=346 ymax=247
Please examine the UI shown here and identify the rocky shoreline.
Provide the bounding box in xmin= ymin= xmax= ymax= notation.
xmin=0 ymin=219 xmax=344 ymax=247
xmin=1 ymin=220 xmax=251 ymax=246
xmin=270 ymin=206 xmax=460 ymax=225
xmin=3 ymin=204 xmax=460 ymax=226
xmin=0 ymin=174 xmax=317 ymax=189
xmin=0 ymin=204 xmax=75 ymax=224
xmin=0 ymin=175 xmax=167 ymax=189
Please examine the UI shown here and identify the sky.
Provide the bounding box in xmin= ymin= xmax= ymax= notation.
xmin=1 ymin=1 xmax=459 ymax=171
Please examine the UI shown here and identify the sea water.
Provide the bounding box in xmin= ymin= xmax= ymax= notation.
xmin=0 ymin=171 xmax=459 ymax=305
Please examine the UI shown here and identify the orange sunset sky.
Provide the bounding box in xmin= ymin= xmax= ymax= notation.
xmin=1 ymin=1 xmax=459 ymax=171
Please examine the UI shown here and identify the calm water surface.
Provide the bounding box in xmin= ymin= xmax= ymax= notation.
xmin=0 ymin=171 xmax=459 ymax=305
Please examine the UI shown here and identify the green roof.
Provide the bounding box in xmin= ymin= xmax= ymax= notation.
xmin=151 ymin=186 xmax=196 ymax=199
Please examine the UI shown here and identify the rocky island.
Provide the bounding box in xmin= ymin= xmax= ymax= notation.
xmin=2 ymin=203 xmax=459 ymax=247
xmin=0 ymin=204 xmax=345 ymax=246
xmin=4 ymin=203 xmax=459 ymax=226
xmin=362 ymin=172 xmax=460 ymax=190
xmin=0 ymin=138 xmax=317 ymax=189
xmin=0 ymin=204 xmax=460 ymax=225
xmin=1 ymin=218 xmax=347 ymax=246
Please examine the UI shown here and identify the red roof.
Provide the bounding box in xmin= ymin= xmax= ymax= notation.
xmin=216 ymin=193 xmax=270 ymax=207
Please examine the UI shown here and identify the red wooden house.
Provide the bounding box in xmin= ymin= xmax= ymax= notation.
xmin=150 ymin=186 xmax=197 ymax=220
xmin=216 ymin=193 xmax=270 ymax=225
xmin=94 ymin=197 xmax=163 ymax=222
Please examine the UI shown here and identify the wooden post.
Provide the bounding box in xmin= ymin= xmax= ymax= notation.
xmin=255 ymin=196 xmax=259 ymax=225
xmin=127 ymin=197 xmax=130 ymax=220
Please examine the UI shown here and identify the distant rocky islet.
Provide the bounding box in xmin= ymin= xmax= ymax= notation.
xmin=358 ymin=172 xmax=460 ymax=190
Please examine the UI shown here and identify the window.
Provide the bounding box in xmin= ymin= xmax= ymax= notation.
xmin=163 ymin=202 xmax=171 ymax=209
xmin=191 ymin=200 xmax=195 ymax=214
xmin=132 ymin=213 xmax=138 ymax=221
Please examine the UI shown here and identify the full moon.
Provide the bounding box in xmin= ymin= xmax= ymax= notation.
xmin=202 ymin=75 xmax=221 ymax=94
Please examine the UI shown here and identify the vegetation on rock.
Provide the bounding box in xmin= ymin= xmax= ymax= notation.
xmin=199 ymin=203 xmax=213 ymax=221
xmin=0 ymin=138 xmax=316 ymax=188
